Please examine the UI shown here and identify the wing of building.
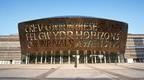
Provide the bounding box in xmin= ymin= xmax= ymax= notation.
xmin=0 ymin=34 xmax=144 ymax=64
xmin=125 ymin=34 xmax=144 ymax=63
xmin=0 ymin=34 xmax=21 ymax=64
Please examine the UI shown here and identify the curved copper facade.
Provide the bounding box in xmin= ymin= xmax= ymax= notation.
xmin=18 ymin=16 xmax=128 ymax=54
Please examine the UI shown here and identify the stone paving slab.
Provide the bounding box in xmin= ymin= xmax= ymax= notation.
xmin=0 ymin=69 xmax=48 ymax=78
xmin=118 ymin=63 xmax=144 ymax=69
xmin=46 ymin=69 xmax=118 ymax=79
xmin=0 ymin=79 xmax=31 ymax=80
xmin=87 ymin=64 xmax=144 ymax=80
xmin=46 ymin=64 xmax=118 ymax=80
xmin=0 ymin=64 xmax=144 ymax=80
xmin=107 ymin=69 xmax=144 ymax=78
xmin=46 ymin=78 xmax=115 ymax=80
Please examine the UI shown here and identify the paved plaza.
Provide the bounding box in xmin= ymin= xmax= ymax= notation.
xmin=0 ymin=63 xmax=144 ymax=80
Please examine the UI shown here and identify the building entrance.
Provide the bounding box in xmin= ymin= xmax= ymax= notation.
xmin=22 ymin=50 xmax=125 ymax=64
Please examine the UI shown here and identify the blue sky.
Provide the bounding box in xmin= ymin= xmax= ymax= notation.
xmin=0 ymin=0 xmax=144 ymax=35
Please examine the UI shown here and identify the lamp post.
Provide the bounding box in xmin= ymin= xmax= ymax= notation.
xmin=72 ymin=50 xmax=80 ymax=68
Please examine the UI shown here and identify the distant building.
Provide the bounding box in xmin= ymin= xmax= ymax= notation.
xmin=125 ymin=34 xmax=144 ymax=63
xmin=0 ymin=34 xmax=144 ymax=64
xmin=0 ymin=35 xmax=21 ymax=64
